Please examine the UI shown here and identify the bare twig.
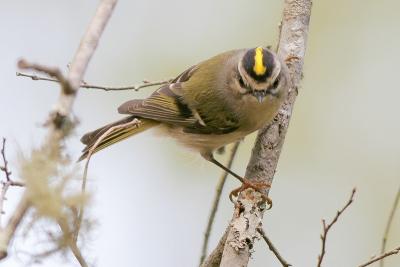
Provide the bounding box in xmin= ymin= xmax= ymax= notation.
xmin=359 ymin=246 xmax=400 ymax=267
xmin=80 ymin=79 xmax=171 ymax=91
xmin=74 ymin=118 xmax=141 ymax=242
xmin=199 ymin=142 xmax=241 ymax=265
xmin=16 ymin=72 xmax=58 ymax=83
xmin=1 ymin=138 xmax=11 ymax=182
xmin=380 ymin=185 xmax=400 ymax=267
xmin=17 ymin=72 xmax=171 ymax=92
xmin=317 ymin=188 xmax=356 ymax=267
xmin=0 ymin=139 xmax=25 ymax=228
xmin=257 ymin=228 xmax=291 ymax=267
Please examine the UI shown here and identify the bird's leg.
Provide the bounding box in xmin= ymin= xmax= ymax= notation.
xmin=202 ymin=152 xmax=272 ymax=208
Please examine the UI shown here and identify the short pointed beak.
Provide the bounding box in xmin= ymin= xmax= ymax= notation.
xmin=252 ymin=91 xmax=266 ymax=103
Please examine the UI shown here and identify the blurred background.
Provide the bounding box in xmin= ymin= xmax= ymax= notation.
xmin=1 ymin=0 xmax=399 ymax=266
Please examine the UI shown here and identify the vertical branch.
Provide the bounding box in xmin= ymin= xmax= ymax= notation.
xmin=206 ymin=0 xmax=313 ymax=266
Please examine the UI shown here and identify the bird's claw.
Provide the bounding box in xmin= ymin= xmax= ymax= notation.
xmin=229 ymin=178 xmax=272 ymax=209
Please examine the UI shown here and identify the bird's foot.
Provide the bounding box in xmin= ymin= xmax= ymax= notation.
xmin=285 ymin=55 xmax=300 ymax=63
xmin=229 ymin=178 xmax=272 ymax=209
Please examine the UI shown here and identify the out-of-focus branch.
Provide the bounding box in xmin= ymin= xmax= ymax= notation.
xmin=359 ymin=246 xmax=400 ymax=267
xmin=17 ymin=61 xmax=73 ymax=95
xmin=206 ymin=1 xmax=312 ymax=266
xmin=67 ymin=0 xmax=117 ymax=92
xmin=199 ymin=142 xmax=241 ymax=265
xmin=257 ymin=228 xmax=291 ymax=267
xmin=16 ymin=72 xmax=171 ymax=92
xmin=0 ymin=0 xmax=118 ymax=262
xmin=317 ymin=188 xmax=356 ymax=267
xmin=380 ymin=185 xmax=400 ymax=267
xmin=200 ymin=228 xmax=230 ymax=267
xmin=0 ymin=194 xmax=30 ymax=260
xmin=58 ymin=219 xmax=89 ymax=267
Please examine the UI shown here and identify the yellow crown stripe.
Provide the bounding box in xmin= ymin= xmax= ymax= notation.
xmin=253 ymin=47 xmax=267 ymax=76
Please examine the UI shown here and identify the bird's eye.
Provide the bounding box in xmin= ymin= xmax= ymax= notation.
xmin=238 ymin=75 xmax=245 ymax=88
xmin=272 ymin=77 xmax=280 ymax=88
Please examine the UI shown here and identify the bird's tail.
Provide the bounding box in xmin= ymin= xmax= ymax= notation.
xmin=79 ymin=117 xmax=159 ymax=161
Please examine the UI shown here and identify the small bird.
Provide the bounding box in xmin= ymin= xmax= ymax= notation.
xmin=79 ymin=47 xmax=289 ymax=200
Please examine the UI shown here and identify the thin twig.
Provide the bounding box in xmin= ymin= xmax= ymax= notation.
xmin=79 ymin=79 xmax=171 ymax=91
xmin=317 ymin=188 xmax=356 ymax=267
xmin=257 ymin=227 xmax=291 ymax=266
xmin=74 ymin=119 xmax=141 ymax=242
xmin=0 ymin=138 xmax=11 ymax=182
xmin=16 ymin=72 xmax=58 ymax=83
xmin=359 ymin=246 xmax=400 ymax=267
xmin=257 ymin=228 xmax=291 ymax=267
xmin=17 ymin=72 xmax=171 ymax=92
xmin=0 ymin=139 xmax=25 ymax=228
xmin=380 ymin=185 xmax=400 ymax=267
xmin=199 ymin=142 xmax=241 ymax=265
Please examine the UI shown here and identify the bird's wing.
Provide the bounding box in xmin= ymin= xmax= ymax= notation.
xmin=117 ymin=64 xmax=199 ymax=127
xmin=118 ymin=84 xmax=197 ymax=126
xmin=118 ymin=64 xmax=239 ymax=134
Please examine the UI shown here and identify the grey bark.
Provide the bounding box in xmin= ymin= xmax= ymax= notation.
xmin=203 ymin=0 xmax=313 ymax=266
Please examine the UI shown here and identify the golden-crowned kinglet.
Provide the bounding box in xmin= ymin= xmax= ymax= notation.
xmin=80 ymin=47 xmax=289 ymax=198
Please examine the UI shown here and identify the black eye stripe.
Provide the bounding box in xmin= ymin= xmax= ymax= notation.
xmin=238 ymin=75 xmax=245 ymax=87
xmin=272 ymin=77 xmax=280 ymax=88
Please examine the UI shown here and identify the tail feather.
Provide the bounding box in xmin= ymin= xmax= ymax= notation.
xmin=79 ymin=117 xmax=159 ymax=161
